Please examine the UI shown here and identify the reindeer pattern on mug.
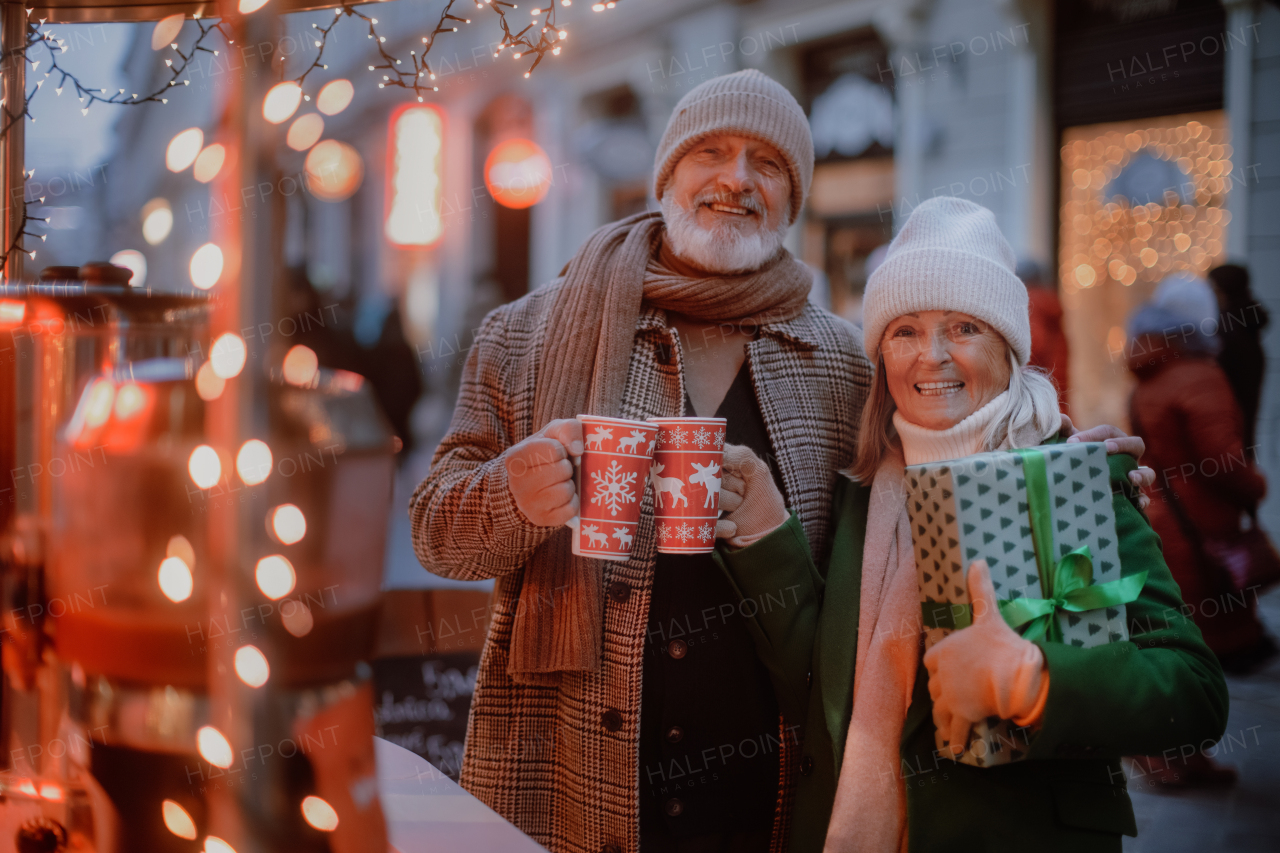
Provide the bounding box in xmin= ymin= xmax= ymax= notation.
xmin=648 ymin=418 xmax=727 ymax=553
xmin=574 ymin=417 xmax=659 ymax=559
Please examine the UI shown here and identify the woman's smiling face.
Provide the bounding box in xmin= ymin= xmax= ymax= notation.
xmin=880 ymin=310 xmax=1012 ymax=430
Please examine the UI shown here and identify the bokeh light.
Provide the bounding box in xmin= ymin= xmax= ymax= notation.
xmin=167 ymin=534 xmax=196 ymax=568
xmin=113 ymin=382 xmax=146 ymax=419
xmin=188 ymin=445 xmax=222 ymax=490
xmin=110 ymin=250 xmax=147 ymax=287
xmin=484 ymin=138 xmax=552 ymax=209
xmin=158 ymin=557 xmax=194 ymax=602
xmin=282 ymin=600 xmax=314 ymax=637
xmin=204 ymin=836 xmax=237 ymax=853
xmin=152 ymin=14 xmax=184 ymax=51
xmin=189 ymin=243 xmax=224 ymax=290
xmin=162 ymin=800 xmax=197 ymax=840
xmin=316 ymin=79 xmax=354 ymax=115
xmin=286 ymin=114 xmax=324 ymax=151
xmin=301 ymin=796 xmax=339 ymax=831
xmin=263 ymin=82 xmax=303 ymax=124
xmin=210 ymin=333 xmax=247 ymax=379
xmin=194 ymin=144 xmax=226 ymax=183
xmin=142 ymin=198 xmax=173 ymax=245
xmin=282 ymin=344 xmax=319 ymax=386
xmin=269 ymin=504 xmax=307 ymax=545
xmin=195 ymin=360 xmax=225 ymax=401
xmin=305 ymin=140 xmax=363 ymax=201
xmin=166 ymin=128 xmax=204 ymax=172
xmin=239 ymin=0 xmax=270 ymax=12
xmin=236 ymin=439 xmax=273 ymax=485
xmin=255 ymin=555 xmax=296 ymax=600
xmin=196 ymin=726 xmax=234 ymax=769
xmin=233 ymin=645 xmax=270 ymax=687
xmin=83 ymin=379 xmax=115 ymax=428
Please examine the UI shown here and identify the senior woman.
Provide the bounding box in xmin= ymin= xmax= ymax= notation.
xmin=712 ymin=197 xmax=1227 ymax=852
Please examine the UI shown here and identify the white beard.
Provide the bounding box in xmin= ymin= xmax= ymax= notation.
xmin=660 ymin=192 xmax=789 ymax=275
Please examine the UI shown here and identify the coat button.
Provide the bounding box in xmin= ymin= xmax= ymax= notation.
xmin=665 ymin=725 xmax=683 ymax=744
xmin=667 ymin=639 xmax=687 ymax=659
xmin=601 ymin=709 xmax=623 ymax=732
xmin=664 ymin=798 xmax=684 ymax=817
xmin=806 ymin=670 xmax=813 ymax=689
xmin=800 ymin=756 xmax=814 ymax=776
xmin=607 ymin=581 xmax=631 ymax=603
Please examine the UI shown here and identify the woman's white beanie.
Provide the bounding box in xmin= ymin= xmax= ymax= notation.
xmin=862 ymin=197 xmax=1031 ymax=365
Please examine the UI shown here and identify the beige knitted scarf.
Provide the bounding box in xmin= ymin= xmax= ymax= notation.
xmin=508 ymin=210 xmax=812 ymax=684
xmin=824 ymin=453 xmax=918 ymax=853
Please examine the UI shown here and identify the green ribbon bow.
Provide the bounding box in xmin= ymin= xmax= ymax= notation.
xmin=922 ymin=446 xmax=1147 ymax=643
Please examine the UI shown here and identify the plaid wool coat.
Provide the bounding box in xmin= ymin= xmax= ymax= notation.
xmin=410 ymin=276 xmax=872 ymax=853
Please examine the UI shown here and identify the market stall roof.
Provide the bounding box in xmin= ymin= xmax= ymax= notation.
xmin=34 ymin=0 xmax=391 ymax=24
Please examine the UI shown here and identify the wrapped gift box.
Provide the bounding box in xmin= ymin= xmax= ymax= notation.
xmin=905 ymin=441 xmax=1136 ymax=767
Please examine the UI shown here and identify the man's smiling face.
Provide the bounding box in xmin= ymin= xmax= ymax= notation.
xmin=661 ymin=133 xmax=792 ymax=274
xmin=668 ymin=133 xmax=789 ymax=236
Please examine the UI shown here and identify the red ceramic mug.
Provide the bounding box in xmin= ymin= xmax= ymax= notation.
xmin=646 ymin=417 xmax=727 ymax=554
xmin=567 ymin=415 xmax=659 ymax=561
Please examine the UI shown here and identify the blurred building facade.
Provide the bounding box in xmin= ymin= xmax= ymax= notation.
xmin=66 ymin=0 xmax=1280 ymax=539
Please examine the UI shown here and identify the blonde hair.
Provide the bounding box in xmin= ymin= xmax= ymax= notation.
xmin=852 ymin=348 xmax=1061 ymax=482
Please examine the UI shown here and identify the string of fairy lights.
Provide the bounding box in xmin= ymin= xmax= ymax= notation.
xmin=1058 ymin=116 xmax=1230 ymax=296
xmin=1 ymin=0 xmax=624 ymax=270
xmin=2 ymin=13 xmax=230 ymax=267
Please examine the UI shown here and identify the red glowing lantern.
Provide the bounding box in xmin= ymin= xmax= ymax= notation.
xmin=484 ymin=138 xmax=552 ymax=210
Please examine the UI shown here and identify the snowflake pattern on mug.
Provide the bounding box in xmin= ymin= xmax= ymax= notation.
xmin=590 ymin=460 xmax=639 ymax=516
xmin=698 ymin=523 xmax=714 ymax=542
xmin=658 ymin=426 xmax=688 ymax=449
xmin=692 ymin=427 xmax=712 ymax=448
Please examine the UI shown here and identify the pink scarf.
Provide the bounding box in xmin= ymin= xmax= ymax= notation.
xmin=824 ymin=450 xmax=919 ymax=853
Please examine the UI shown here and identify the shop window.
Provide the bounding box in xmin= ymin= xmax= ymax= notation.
xmin=1058 ymin=110 xmax=1230 ymax=428
xmin=576 ymin=85 xmax=652 ymax=222
xmin=798 ymin=28 xmax=895 ymax=322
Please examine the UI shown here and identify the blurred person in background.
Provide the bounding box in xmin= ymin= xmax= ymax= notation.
xmin=1127 ymin=273 xmax=1275 ymax=687
xmin=1018 ymin=260 xmax=1070 ymax=409
xmin=1208 ymin=263 xmax=1280 ymax=594
xmin=284 ymin=268 xmax=423 ymax=458
xmin=1208 ymin=264 xmax=1268 ymax=454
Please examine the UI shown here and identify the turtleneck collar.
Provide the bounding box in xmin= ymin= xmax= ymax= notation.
xmin=893 ymin=391 xmax=1010 ymax=466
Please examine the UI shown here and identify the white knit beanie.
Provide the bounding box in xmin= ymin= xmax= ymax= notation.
xmin=653 ymin=69 xmax=813 ymax=224
xmin=862 ymin=197 xmax=1031 ymax=365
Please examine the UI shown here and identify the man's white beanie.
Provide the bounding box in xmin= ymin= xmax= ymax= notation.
xmin=862 ymin=197 xmax=1031 ymax=365
xmin=653 ymin=69 xmax=814 ymax=225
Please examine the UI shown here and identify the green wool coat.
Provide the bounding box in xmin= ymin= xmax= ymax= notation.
xmin=713 ymin=450 xmax=1229 ymax=853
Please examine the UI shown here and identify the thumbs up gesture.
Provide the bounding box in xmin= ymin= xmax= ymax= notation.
xmin=922 ymin=561 xmax=1050 ymax=755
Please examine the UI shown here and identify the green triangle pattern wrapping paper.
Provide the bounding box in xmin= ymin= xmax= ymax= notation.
xmin=904 ymin=441 xmax=1129 ymax=768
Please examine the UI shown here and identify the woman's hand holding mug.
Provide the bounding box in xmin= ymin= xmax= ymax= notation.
xmin=715 ymin=444 xmax=789 ymax=549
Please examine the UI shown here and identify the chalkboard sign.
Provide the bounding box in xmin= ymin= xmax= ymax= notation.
xmin=372 ymin=651 xmax=480 ymax=779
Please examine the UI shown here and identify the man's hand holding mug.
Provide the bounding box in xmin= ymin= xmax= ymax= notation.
xmin=506 ymin=419 xmax=584 ymax=527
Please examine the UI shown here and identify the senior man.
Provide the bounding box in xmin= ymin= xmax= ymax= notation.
xmin=412 ymin=69 xmax=858 ymax=853
xmin=410 ymin=70 xmax=1142 ymax=853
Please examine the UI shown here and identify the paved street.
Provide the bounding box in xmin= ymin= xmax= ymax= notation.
xmin=1124 ymin=587 xmax=1280 ymax=853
